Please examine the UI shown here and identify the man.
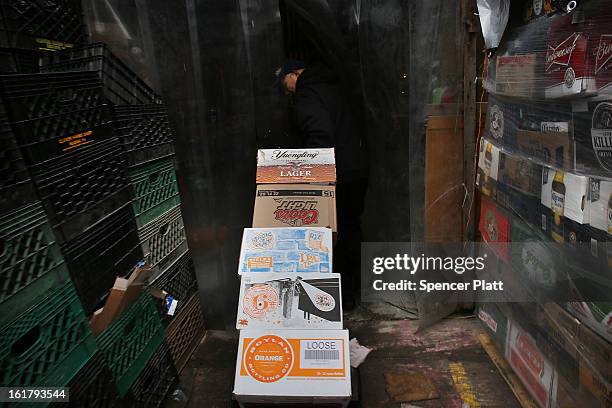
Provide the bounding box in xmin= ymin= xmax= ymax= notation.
xmin=278 ymin=59 xmax=368 ymax=309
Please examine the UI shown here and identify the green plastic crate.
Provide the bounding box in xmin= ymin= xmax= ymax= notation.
xmin=97 ymin=290 xmax=165 ymax=396
xmin=0 ymin=280 xmax=97 ymax=388
xmin=0 ymin=202 xmax=70 ymax=327
xmin=128 ymin=157 xmax=181 ymax=228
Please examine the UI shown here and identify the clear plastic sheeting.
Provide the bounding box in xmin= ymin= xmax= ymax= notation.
xmin=477 ymin=0 xmax=612 ymax=405
xmin=476 ymin=0 xmax=510 ymax=52
xmin=80 ymin=0 xmax=466 ymax=328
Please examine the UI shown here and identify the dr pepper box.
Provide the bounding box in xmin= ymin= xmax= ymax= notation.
xmin=256 ymin=148 xmax=336 ymax=184
xmin=253 ymin=184 xmax=337 ymax=232
xmin=236 ymin=273 xmax=342 ymax=330
xmin=237 ymin=227 xmax=333 ymax=274
xmin=233 ymin=329 xmax=351 ymax=406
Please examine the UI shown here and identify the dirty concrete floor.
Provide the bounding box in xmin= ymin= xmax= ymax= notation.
xmin=177 ymin=303 xmax=520 ymax=408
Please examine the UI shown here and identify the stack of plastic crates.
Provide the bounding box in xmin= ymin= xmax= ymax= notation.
xmin=0 ymin=0 xmax=88 ymax=74
xmin=0 ymin=69 xmax=143 ymax=316
xmin=42 ymin=43 xmax=201 ymax=403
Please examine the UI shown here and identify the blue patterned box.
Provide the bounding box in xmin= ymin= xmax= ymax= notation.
xmin=238 ymin=227 xmax=333 ymax=274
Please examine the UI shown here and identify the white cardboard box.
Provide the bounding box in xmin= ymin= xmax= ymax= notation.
xmin=236 ymin=273 xmax=342 ymax=330
xmin=541 ymin=167 xmax=590 ymax=224
xmin=233 ymin=329 xmax=351 ymax=406
xmin=256 ymin=148 xmax=336 ymax=184
xmin=477 ymin=138 xmax=501 ymax=189
xmin=588 ymin=178 xmax=612 ymax=233
xmin=237 ymin=227 xmax=333 ymax=275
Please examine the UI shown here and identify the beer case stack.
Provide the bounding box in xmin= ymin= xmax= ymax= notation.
xmin=477 ymin=1 xmax=612 ymax=406
xmin=0 ymin=11 xmax=203 ymax=405
xmin=232 ymin=148 xmax=352 ymax=407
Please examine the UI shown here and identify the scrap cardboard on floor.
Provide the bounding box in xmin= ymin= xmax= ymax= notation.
xmin=233 ymin=329 xmax=351 ymax=406
xmin=236 ymin=272 xmax=342 ymax=330
xmin=237 ymin=227 xmax=333 ymax=274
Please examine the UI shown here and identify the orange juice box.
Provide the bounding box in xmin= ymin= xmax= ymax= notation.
xmin=233 ymin=329 xmax=351 ymax=405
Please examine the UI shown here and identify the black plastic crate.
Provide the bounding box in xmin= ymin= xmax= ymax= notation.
xmin=28 ymin=137 xmax=132 ymax=243
xmin=112 ymin=104 xmax=175 ymax=166
xmin=50 ymin=352 xmax=120 ymax=408
xmin=62 ymin=205 xmax=144 ymax=315
xmin=123 ymin=342 xmax=178 ymax=408
xmin=137 ymin=205 xmax=188 ymax=276
xmin=0 ymin=71 xmax=104 ymax=121
xmin=0 ymin=0 xmax=87 ymax=50
xmin=0 ymin=280 xmax=97 ymax=389
xmin=41 ymin=43 xmax=162 ymax=105
xmin=0 ymin=96 xmax=35 ymax=214
xmin=0 ymin=201 xmax=70 ymax=328
xmin=150 ymin=251 xmax=197 ymax=320
xmin=165 ymin=294 xmax=205 ymax=372
xmin=0 ymin=48 xmax=40 ymax=73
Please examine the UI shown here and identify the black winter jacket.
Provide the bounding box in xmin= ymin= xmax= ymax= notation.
xmin=294 ymin=62 xmax=368 ymax=182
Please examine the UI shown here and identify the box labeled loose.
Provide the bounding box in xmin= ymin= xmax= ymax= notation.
xmin=233 ymin=329 xmax=351 ymax=406
xmin=253 ymin=184 xmax=337 ymax=232
xmin=256 ymin=148 xmax=336 ymax=184
xmin=238 ymin=227 xmax=333 ymax=274
xmin=236 ymin=273 xmax=342 ymax=330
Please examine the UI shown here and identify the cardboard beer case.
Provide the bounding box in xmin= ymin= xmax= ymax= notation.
xmin=485 ymin=95 xmax=574 ymax=170
xmin=479 ymin=195 xmax=511 ymax=263
xmin=256 ymin=148 xmax=336 ymax=184
xmin=237 ymin=227 xmax=333 ymax=274
xmin=253 ymin=184 xmax=337 ymax=232
xmin=573 ymin=99 xmax=612 ymax=176
xmin=233 ymin=329 xmax=351 ymax=406
xmin=506 ymin=320 xmax=559 ymax=408
xmin=541 ymin=167 xmax=590 ymax=225
xmin=476 ymin=138 xmax=500 ymax=198
xmin=545 ymin=13 xmax=597 ymax=99
xmin=236 ymin=273 xmax=342 ymax=330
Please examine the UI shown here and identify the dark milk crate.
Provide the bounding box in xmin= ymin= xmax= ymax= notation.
xmin=150 ymin=250 xmax=197 ymax=321
xmin=0 ymin=201 xmax=70 ymax=328
xmin=137 ymin=204 xmax=188 ymax=277
xmin=112 ymin=104 xmax=175 ymax=166
xmin=28 ymin=137 xmax=132 ymax=243
xmin=0 ymin=280 xmax=97 ymax=388
xmin=50 ymin=352 xmax=120 ymax=408
xmin=41 ymin=43 xmax=162 ymax=105
xmin=123 ymin=342 xmax=178 ymax=408
xmin=62 ymin=205 xmax=143 ymax=315
xmin=97 ymin=290 xmax=165 ymax=396
xmin=0 ymin=96 xmax=35 ymax=214
xmin=0 ymin=48 xmax=40 ymax=73
xmin=0 ymin=0 xmax=87 ymax=50
xmin=128 ymin=157 xmax=180 ymax=228
xmin=0 ymin=71 xmax=104 ymax=121
xmin=165 ymin=294 xmax=205 ymax=372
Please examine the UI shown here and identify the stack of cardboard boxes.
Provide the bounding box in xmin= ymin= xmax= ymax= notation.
xmin=477 ymin=1 xmax=612 ymax=406
xmin=233 ymin=148 xmax=352 ymax=407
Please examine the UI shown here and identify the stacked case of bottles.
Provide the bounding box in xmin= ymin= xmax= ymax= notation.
xmin=477 ymin=0 xmax=612 ymax=406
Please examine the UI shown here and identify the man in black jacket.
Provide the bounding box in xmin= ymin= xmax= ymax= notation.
xmin=279 ymin=60 xmax=368 ymax=309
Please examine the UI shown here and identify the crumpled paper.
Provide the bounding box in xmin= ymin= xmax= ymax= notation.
xmin=349 ymin=338 xmax=372 ymax=368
